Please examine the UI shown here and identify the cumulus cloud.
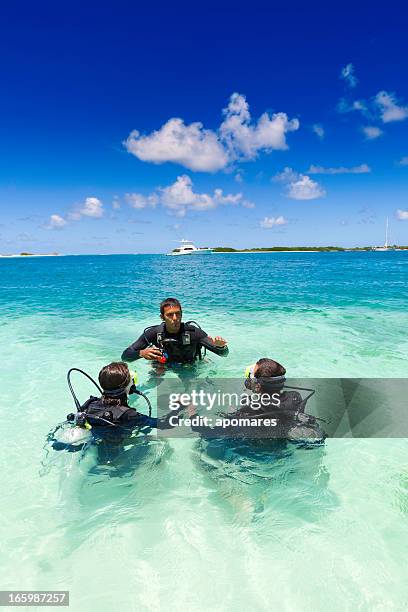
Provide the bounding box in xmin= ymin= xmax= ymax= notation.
xmin=398 ymin=156 xmax=408 ymax=166
xmin=125 ymin=193 xmax=159 ymax=209
xmin=308 ymin=163 xmax=371 ymax=175
xmin=396 ymin=209 xmax=408 ymax=220
xmin=312 ymin=124 xmax=325 ymax=139
xmin=45 ymin=214 xmax=67 ymax=230
xmin=219 ymin=93 xmax=299 ymax=160
xmin=79 ymin=197 xmax=103 ymax=218
xmin=287 ymin=176 xmax=326 ymax=200
xmin=124 ymin=119 xmax=228 ymax=172
xmin=337 ymin=98 xmax=368 ymax=115
xmin=273 ymin=167 xmax=326 ymax=200
xmin=160 ymin=175 xmax=216 ymax=216
xmin=160 ymin=175 xmax=253 ymax=216
xmin=46 ymin=197 xmax=104 ymax=229
xmin=361 ymin=126 xmax=383 ymax=140
xmin=68 ymin=197 xmax=104 ymax=220
xmin=125 ymin=175 xmax=252 ymax=218
xmin=124 ymin=93 xmax=299 ymax=172
xmin=340 ymin=63 xmax=358 ymax=88
xmin=260 ymin=215 xmax=288 ymax=228
xmin=375 ymin=91 xmax=408 ymax=123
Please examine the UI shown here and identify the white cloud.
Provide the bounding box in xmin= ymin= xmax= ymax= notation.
xmin=340 ymin=63 xmax=358 ymax=88
xmin=125 ymin=176 xmax=250 ymax=218
xmin=160 ymin=176 xmax=216 ymax=216
xmin=79 ymin=197 xmax=103 ymax=218
xmin=396 ymin=209 xmax=408 ymax=220
xmin=124 ymin=93 xmax=299 ymax=172
xmin=273 ymin=167 xmax=326 ymax=200
xmin=361 ymin=126 xmax=383 ymax=140
xmin=312 ymin=124 xmax=325 ymax=139
xmin=124 ymin=119 xmax=228 ymax=172
xmin=337 ymin=98 xmax=367 ymax=115
xmin=308 ymin=163 xmax=371 ymax=175
xmin=219 ymin=93 xmax=299 ymax=160
xmin=45 ymin=214 xmax=67 ymax=230
xmin=398 ymin=156 xmax=408 ymax=166
xmin=213 ymin=189 xmax=244 ymax=205
xmin=273 ymin=167 xmax=299 ymax=183
xmin=47 ymin=196 xmax=104 ymax=229
xmin=125 ymin=193 xmax=159 ymax=209
xmin=287 ymin=176 xmax=326 ymax=200
xmin=260 ymin=215 xmax=288 ymax=228
xmin=375 ymin=91 xmax=408 ymax=123
xmin=159 ymin=175 xmax=252 ymax=216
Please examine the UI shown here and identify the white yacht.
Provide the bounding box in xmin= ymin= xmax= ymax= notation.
xmin=167 ymin=239 xmax=213 ymax=256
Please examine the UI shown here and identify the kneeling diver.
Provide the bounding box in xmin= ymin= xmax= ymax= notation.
xmin=189 ymin=358 xmax=326 ymax=445
xmin=51 ymin=361 xmax=183 ymax=451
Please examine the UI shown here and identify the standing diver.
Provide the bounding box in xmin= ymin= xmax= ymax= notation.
xmin=51 ymin=361 xmax=184 ymax=452
xmin=121 ymin=297 xmax=228 ymax=365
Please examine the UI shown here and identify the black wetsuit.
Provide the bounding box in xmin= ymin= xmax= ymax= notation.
xmin=80 ymin=396 xmax=180 ymax=431
xmin=191 ymin=391 xmax=325 ymax=442
xmin=121 ymin=322 xmax=229 ymax=364
xmin=51 ymin=395 xmax=184 ymax=465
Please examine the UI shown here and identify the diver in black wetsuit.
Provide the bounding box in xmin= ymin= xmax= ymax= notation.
xmin=121 ymin=297 xmax=229 ymax=364
xmin=189 ymin=358 xmax=326 ymax=444
xmin=51 ymin=362 xmax=183 ymax=452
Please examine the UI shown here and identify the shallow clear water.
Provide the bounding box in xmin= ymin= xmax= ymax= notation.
xmin=1 ymin=252 xmax=408 ymax=611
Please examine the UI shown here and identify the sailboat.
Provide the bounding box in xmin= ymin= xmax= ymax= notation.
xmin=373 ymin=217 xmax=394 ymax=251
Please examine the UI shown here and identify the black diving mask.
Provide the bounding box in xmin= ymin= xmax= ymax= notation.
xmin=244 ymin=364 xmax=286 ymax=393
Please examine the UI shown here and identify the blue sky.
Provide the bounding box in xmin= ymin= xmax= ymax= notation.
xmin=1 ymin=0 xmax=408 ymax=253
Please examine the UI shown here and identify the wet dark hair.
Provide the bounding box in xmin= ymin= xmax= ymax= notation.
xmin=160 ymin=297 xmax=182 ymax=317
xmin=98 ymin=362 xmax=130 ymax=406
xmin=255 ymin=358 xmax=286 ymax=378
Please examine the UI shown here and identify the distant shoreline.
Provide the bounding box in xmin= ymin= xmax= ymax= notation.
xmin=0 ymin=253 xmax=61 ymax=258
xmin=212 ymin=249 xmax=320 ymax=253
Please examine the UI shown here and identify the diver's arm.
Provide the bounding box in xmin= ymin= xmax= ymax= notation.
xmin=199 ymin=334 xmax=229 ymax=357
xmin=121 ymin=334 xmax=147 ymax=361
xmin=123 ymin=406 xmax=184 ymax=430
xmin=121 ymin=327 xmax=159 ymax=362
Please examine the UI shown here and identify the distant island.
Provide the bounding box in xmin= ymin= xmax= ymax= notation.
xmin=212 ymin=246 xmax=408 ymax=252
xmin=0 ymin=252 xmax=60 ymax=258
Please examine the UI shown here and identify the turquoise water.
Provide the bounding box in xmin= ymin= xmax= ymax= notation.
xmin=1 ymin=252 xmax=408 ymax=611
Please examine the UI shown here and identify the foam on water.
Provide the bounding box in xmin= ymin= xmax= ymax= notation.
xmin=1 ymin=253 xmax=408 ymax=610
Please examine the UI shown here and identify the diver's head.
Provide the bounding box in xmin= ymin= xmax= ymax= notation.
xmin=99 ymin=362 xmax=133 ymax=404
xmin=245 ymin=358 xmax=286 ymax=393
xmin=160 ymin=297 xmax=182 ymax=333
xmin=254 ymin=358 xmax=286 ymax=379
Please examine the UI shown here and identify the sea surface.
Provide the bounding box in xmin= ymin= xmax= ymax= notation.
xmin=0 ymin=252 xmax=408 ymax=611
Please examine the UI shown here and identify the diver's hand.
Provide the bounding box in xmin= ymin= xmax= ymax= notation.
xmin=139 ymin=347 xmax=163 ymax=361
xmin=187 ymin=403 xmax=196 ymax=417
xmin=208 ymin=336 xmax=227 ymax=348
